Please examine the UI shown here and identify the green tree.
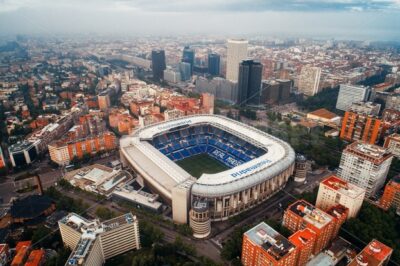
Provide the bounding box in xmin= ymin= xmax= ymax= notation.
xmin=95 ymin=206 xmax=116 ymax=220
xmin=139 ymin=220 xmax=164 ymax=248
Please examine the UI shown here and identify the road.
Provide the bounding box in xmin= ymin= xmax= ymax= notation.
xmin=59 ymin=187 xmax=224 ymax=263
xmin=211 ymin=169 xmax=332 ymax=247
xmin=0 ymin=153 xmax=119 ymax=204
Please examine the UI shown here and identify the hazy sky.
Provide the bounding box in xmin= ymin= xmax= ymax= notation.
xmin=1 ymin=0 xmax=400 ymax=40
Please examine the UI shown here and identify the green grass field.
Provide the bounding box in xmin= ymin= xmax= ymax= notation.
xmin=176 ymin=153 xmax=229 ymax=178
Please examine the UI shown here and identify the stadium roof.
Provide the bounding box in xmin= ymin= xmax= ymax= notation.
xmin=120 ymin=115 xmax=295 ymax=199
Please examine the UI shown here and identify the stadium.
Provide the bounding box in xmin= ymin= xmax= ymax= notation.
xmin=120 ymin=115 xmax=295 ymax=223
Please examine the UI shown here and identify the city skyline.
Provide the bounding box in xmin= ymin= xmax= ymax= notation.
xmin=0 ymin=0 xmax=399 ymax=41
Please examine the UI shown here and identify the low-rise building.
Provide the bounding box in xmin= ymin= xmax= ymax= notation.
xmin=306 ymin=108 xmax=341 ymax=126
xmin=64 ymin=164 xmax=132 ymax=197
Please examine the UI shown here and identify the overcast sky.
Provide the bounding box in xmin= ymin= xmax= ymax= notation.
xmin=1 ymin=0 xmax=400 ymax=41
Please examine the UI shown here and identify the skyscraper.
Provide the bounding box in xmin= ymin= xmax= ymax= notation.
xmin=226 ymin=39 xmax=248 ymax=82
xmin=336 ymin=84 xmax=371 ymax=111
xmin=208 ymin=53 xmax=220 ymax=76
xmin=182 ymin=46 xmax=195 ymax=75
xmin=237 ymin=60 xmax=263 ymax=106
xmin=298 ymin=65 xmax=321 ymax=96
xmin=179 ymin=61 xmax=192 ymax=81
xmin=151 ymin=50 xmax=166 ymax=81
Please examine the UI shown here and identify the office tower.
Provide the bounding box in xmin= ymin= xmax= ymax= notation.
xmin=226 ymin=39 xmax=248 ymax=82
xmin=337 ymin=142 xmax=393 ymax=197
xmin=283 ymin=200 xmax=335 ymax=255
xmin=179 ymin=61 xmax=192 ymax=81
xmin=8 ymin=140 xmax=39 ymax=167
xmin=288 ymin=229 xmax=315 ymax=266
xmin=151 ymin=50 xmax=166 ymax=81
xmin=316 ymin=175 xmax=365 ymax=219
xmin=262 ymin=79 xmax=291 ymax=105
xmin=195 ymin=76 xmax=238 ymax=103
xmin=241 ymin=222 xmax=297 ymax=266
xmin=340 ymin=109 xmax=382 ymax=144
xmin=379 ymin=175 xmax=400 ymax=211
xmin=237 ymin=60 xmax=263 ymax=106
xmin=277 ymin=79 xmax=291 ymax=103
xmin=297 ymin=66 xmax=321 ymax=96
xmin=336 ymin=84 xmax=371 ymax=111
xmin=384 ymin=133 xmax=400 ymax=158
xmin=98 ymin=90 xmax=111 ymax=111
xmin=59 ymin=213 xmax=140 ymax=266
xmin=163 ymin=68 xmax=181 ymax=84
xmin=182 ymin=46 xmax=195 ymax=75
xmin=208 ymin=53 xmax=220 ymax=76
xmin=348 ymin=240 xmax=392 ymax=266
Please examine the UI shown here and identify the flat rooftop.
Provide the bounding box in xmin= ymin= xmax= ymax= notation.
xmin=345 ymin=141 xmax=392 ymax=163
xmin=321 ymin=175 xmax=365 ymax=199
xmin=9 ymin=141 xmax=35 ymax=153
xmin=245 ymin=222 xmax=295 ymax=261
xmin=348 ymin=240 xmax=393 ymax=266
xmin=64 ymin=213 xmax=137 ymax=266
xmin=289 ymin=200 xmax=333 ymax=229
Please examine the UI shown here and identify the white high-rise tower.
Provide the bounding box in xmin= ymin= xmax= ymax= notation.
xmin=226 ymin=39 xmax=248 ymax=82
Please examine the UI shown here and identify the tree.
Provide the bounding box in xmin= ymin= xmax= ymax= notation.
xmin=95 ymin=206 xmax=116 ymax=220
xmin=31 ymin=225 xmax=52 ymax=247
xmin=221 ymin=225 xmax=250 ymax=261
xmin=139 ymin=220 xmax=164 ymax=248
xmin=341 ymin=202 xmax=400 ymax=264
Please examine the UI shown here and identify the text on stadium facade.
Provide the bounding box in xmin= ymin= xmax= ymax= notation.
xmin=230 ymin=159 xmax=271 ymax=178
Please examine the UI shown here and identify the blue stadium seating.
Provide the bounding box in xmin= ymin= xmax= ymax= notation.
xmin=151 ymin=124 xmax=266 ymax=169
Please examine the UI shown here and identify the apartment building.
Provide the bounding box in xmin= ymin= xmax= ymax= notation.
xmin=348 ymin=239 xmax=392 ymax=266
xmin=316 ymin=175 xmax=365 ymax=219
xmin=384 ymin=133 xmax=400 ymax=158
xmin=337 ymin=142 xmax=393 ymax=198
xmin=283 ymin=200 xmax=335 ymax=255
xmin=379 ymin=175 xmax=400 ymax=211
xmin=48 ymin=132 xmax=117 ymax=166
xmin=241 ymin=222 xmax=297 ymax=266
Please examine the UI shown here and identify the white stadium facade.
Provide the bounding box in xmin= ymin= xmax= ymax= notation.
xmin=120 ymin=115 xmax=295 ymax=237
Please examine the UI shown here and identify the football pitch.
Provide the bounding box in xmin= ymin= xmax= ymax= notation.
xmin=176 ymin=153 xmax=229 ymax=178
